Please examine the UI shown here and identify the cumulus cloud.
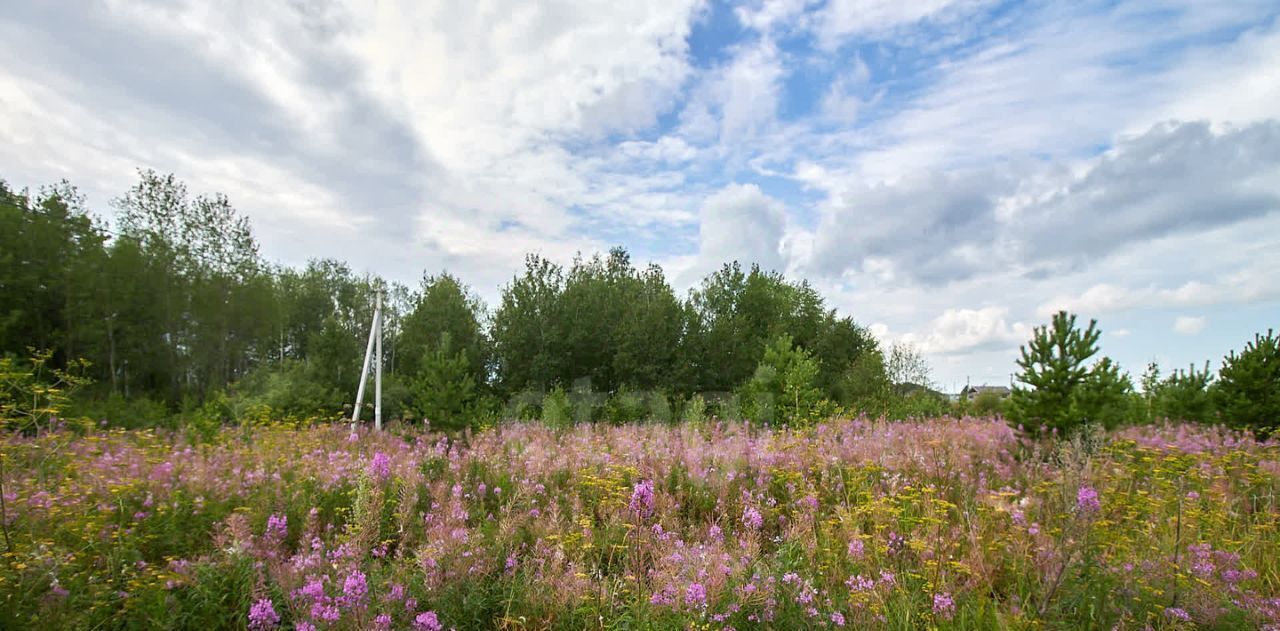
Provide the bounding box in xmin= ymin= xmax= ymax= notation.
xmin=693 ymin=183 xmax=789 ymax=276
xmin=1037 ymin=262 xmax=1280 ymax=317
xmin=1173 ymin=316 xmax=1207 ymax=335
xmin=898 ymin=306 xmax=1031 ymax=356
xmin=807 ymin=120 xmax=1280 ymax=286
xmin=0 ymin=0 xmax=706 ymax=286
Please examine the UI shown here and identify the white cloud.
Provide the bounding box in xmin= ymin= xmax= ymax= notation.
xmin=3 ymin=0 xmax=1280 ymax=393
xmin=1037 ymin=259 xmax=1280 ymax=317
xmin=693 ymin=184 xmax=789 ymax=277
xmin=807 ymin=120 xmax=1280 ymax=286
xmin=813 ymin=0 xmax=991 ymax=48
xmin=0 ymin=0 xmax=707 ymax=288
xmin=898 ymin=306 xmax=1031 ymax=356
xmin=1173 ymin=316 xmax=1207 ymax=335
xmin=681 ymin=38 xmax=786 ymax=144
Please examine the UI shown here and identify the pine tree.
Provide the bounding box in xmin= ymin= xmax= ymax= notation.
xmin=1154 ymin=361 xmax=1215 ymax=424
xmin=412 ymin=333 xmax=477 ymax=430
xmin=1009 ymin=311 xmax=1102 ymax=436
xmin=739 ymin=334 xmax=829 ymax=426
xmin=1215 ymin=330 xmax=1279 ymax=436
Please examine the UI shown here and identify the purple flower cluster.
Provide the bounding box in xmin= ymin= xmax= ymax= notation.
xmin=414 ymin=610 xmax=442 ymax=631
xmin=933 ymin=592 xmax=955 ymax=620
xmin=247 ymin=598 xmax=280 ymax=630
xmin=629 ymin=479 xmax=655 ymax=518
xmin=1076 ymin=486 xmax=1101 ymax=513
xmin=369 ymin=451 xmax=392 ymax=481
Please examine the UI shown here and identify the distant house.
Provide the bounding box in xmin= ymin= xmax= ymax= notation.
xmin=960 ymin=385 xmax=1011 ymax=401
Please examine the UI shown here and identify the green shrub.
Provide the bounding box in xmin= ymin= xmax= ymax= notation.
xmin=541 ymin=387 xmax=572 ymax=428
xmin=68 ymin=392 xmax=173 ymax=429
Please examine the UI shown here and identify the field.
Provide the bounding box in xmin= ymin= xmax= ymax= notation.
xmin=2 ymin=418 xmax=1278 ymax=630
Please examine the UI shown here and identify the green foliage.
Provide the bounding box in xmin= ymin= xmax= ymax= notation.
xmin=1151 ymin=361 xmax=1216 ymax=423
xmin=1215 ymin=329 xmax=1279 ymax=436
xmin=411 ymin=333 xmax=478 ymax=431
xmin=230 ymin=360 xmax=344 ymax=419
xmin=739 ymin=334 xmax=833 ymax=426
xmin=970 ymin=390 xmax=1007 ymax=416
xmin=67 ymin=392 xmax=173 ymax=430
xmin=541 ymin=387 xmax=572 ymax=428
xmin=680 ymin=394 xmax=707 ymax=424
xmin=836 ymin=345 xmax=893 ymax=414
xmin=0 ymin=349 xmax=93 ymax=433
xmin=604 ymin=387 xmax=647 ymax=424
xmin=1009 ymin=311 xmax=1133 ymax=435
xmin=399 ymin=273 xmax=490 ymax=389
xmin=1072 ymin=356 xmax=1134 ymax=430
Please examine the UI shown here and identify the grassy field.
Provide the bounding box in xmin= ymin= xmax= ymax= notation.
xmin=1 ymin=418 xmax=1278 ymax=630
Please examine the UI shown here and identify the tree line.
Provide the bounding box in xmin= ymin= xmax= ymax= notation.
xmin=995 ymin=312 xmax=1277 ymax=437
xmin=3 ymin=171 xmax=1274 ymax=435
xmin=2 ymin=171 xmax=945 ymax=430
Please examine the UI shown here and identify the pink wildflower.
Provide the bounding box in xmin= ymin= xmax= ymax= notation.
xmin=1076 ymin=486 xmax=1100 ymax=513
xmin=414 ymin=611 xmax=442 ymax=631
xmin=933 ymin=592 xmax=955 ymax=620
xmin=247 ymin=598 xmax=279 ymax=630
xmin=369 ymin=451 xmax=392 ymax=481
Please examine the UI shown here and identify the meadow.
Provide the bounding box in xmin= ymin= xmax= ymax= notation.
xmin=1 ymin=418 xmax=1278 ymax=630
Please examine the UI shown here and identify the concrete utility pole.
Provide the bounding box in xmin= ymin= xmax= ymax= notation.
xmin=351 ymin=287 xmax=384 ymax=431
xmin=375 ymin=289 xmax=383 ymax=431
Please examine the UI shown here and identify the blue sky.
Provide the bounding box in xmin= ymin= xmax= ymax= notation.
xmin=2 ymin=0 xmax=1278 ymax=391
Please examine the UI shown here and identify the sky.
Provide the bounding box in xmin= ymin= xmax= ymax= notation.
xmin=2 ymin=0 xmax=1278 ymax=392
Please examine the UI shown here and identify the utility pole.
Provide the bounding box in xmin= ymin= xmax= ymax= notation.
xmin=351 ymin=287 xmax=384 ymax=431
xmin=375 ymin=288 xmax=383 ymax=431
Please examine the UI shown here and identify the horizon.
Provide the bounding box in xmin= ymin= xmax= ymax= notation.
xmin=2 ymin=1 xmax=1278 ymax=389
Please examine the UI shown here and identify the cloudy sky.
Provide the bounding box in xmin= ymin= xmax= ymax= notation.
xmin=2 ymin=0 xmax=1278 ymax=391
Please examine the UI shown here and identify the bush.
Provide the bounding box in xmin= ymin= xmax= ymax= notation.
xmin=0 ymin=349 xmax=92 ymax=434
xmin=604 ymin=388 xmax=646 ymax=424
xmin=230 ymin=361 xmax=344 ymax=419
xmin=971 ymin=390 xmax=1006 ymax=416
xmin=680 ymin=394 xmax=707 ymax=424
xmin=738 ymin=334 xmax=832 ymax=427
xmin=541 ymin=387 xmax=572 ymax=428
xmin=68 ymin=392 xmax=173 ymax=429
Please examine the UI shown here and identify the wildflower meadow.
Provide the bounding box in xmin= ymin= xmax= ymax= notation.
xmin=2 ymin=418 xmax=1277 ymax=630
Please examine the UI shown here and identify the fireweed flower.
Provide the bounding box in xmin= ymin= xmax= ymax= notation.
xmin=342 ymin=569 xmax=368 ymax=606
xmin=414 ymin=611 xmax=443 ymax=631
xmin=933 ymin=593 xmax=955 ymax=620
xmin=685 ymin=583 xmax=708 ymax=607
xmin=629 ymin=479 xmax=655 ymax=518
xmin=373 ymin=614 xmax=393 ymax=629
xmin=1076 ymin=486 xmax=1101 ymax=513
xmin=743 ymin=506 xmax=764 ymax=530
xmin=1166 ymin=607 xmax=1191 ymax=622
xmin=846 ymin=575 xmax=875 ymax=591
xmin=264 ymin=513 xmax=287 ymax=545
xmin=847 ymin=538 xmax=864 ymax=558
xmin=311 ymin=602 xmax=340 ymax=622
xmin=247 ymin=598 xmax=280 ymax=630
xmin=369 ymin=451 xmax=392 ymax=481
